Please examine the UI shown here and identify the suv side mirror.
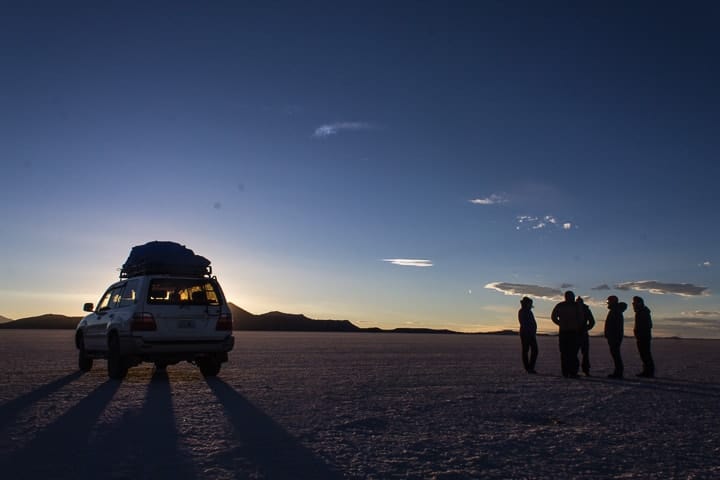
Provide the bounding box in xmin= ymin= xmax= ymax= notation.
xmin=83 ymin=303 xmax=95 ymax=312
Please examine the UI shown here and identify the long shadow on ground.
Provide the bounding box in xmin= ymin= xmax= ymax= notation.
xmin=583 ymin=375 xmax=720 ymax=398
xmin=206 ymin=378 xmax=342 ymax=480
xmin=0 ymin=371 xmax=83 ymax=430
xmin=0 ymin=378 xmax=120 ymax=479
xmin=88 ymin=369 xmax=197 ymax=479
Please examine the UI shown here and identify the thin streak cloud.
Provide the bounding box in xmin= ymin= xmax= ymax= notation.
xmin=383 ymin=259 xmax=433 ymax=268
xmin=615 ymin=281 xmax=709 ymax=297
xmin=469 ymin=194 xmax=508 ymax=205
xmin=654 ymin=316 xmax=720 ymax=338
xmin=313 ymin=122 xmax=374 ymax=138
xmin=484 ymin=282 xmax=563 ymax=301
xmin=682 ymin=311 xmax=720 ymax=318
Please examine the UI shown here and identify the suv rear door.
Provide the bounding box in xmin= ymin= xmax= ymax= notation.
xmin=141 ymin=277 xmax=225 ymax=339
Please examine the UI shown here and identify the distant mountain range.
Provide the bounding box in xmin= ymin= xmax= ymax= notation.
xmin=0 ymin=304 xmax=517 ymax=335
xmin=0 ymin=314 xmax=82 ymax=330
xmin=228 ymin=304 xmax=361 ymax=332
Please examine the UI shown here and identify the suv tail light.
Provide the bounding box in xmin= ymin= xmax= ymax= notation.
xmin=131 ymin=312 xmax=157 ymax=331
xmin=216 ymin=313 xmax=233 ymax=331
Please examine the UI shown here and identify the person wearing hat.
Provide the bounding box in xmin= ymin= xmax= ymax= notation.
xmin=632 ymin=296 xmax=655 ymax=378
xmin=604 ymin=295 xmax=627 ymax=379
xmin=518 ymin=296 xmax=538 ymax=374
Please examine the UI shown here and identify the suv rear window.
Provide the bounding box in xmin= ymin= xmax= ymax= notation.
xmin=147 ymin=278 xmax=222 ymax=306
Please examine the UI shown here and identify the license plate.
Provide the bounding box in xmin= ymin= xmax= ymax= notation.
xmin=178 ymin=319 xmax=195 ymax=328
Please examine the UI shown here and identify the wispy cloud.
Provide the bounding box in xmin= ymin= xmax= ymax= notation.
xmin=383 ymin=258 xmax=433 ymax=268
xmin=484 ymin=282 xmax=563 ymax=301
xmin=615 ymin=280 xmax=709 ymax=297
xmin=700 ymin=260 xmax=712 ymax=268
xmin=654 ymin=315 xmax=720 ymax=339
xmin=516 ymin=215 xmax=575 ymax=231
xmin=469 ymin=194 xmax=508 ymax=205
xmin=576 ymin=296 xmax=606 ymax=308
xmin=682 ymin=311 xmax=720 ymax=318
xmin=592 ymin=284 xmax=611 ymax=291
xmin=313 ymin=122 xmax=374 ymax=138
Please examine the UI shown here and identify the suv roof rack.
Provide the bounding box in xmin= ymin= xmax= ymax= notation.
xmin=120 ymin=262 xmax=212 ymax=279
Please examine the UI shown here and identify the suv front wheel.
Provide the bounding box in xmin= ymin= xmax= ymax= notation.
xmin=77 ymin=333 xmax=93 ymax=373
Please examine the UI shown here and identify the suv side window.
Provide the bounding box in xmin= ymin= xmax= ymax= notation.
xmin=97 ymin=285 xmax=125 ymax=312
xmin=118 ymin=278 xmax=141 ymax=308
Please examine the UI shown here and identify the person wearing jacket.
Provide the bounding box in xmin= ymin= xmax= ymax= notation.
xmin=518 ymin=296 xmax=538 ymax=374
xmin=576 ymin=296 xmax=595 ymax=376
xmin=551 ymin=291 xmax=583 ymax=378
xmin=632 ymin=296 xmax=655 ymax=378
xmin=604 ymin=295 xmax=626 ymax=379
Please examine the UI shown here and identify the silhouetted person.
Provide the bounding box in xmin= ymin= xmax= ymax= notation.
xmin=518 ymin=296 xmax=538 ymax=374
xmin=632 ymin=296 xmax=655 ymax=378
xmin=551 ymin=291 xmax=582 ymax=378
xmin=576 ymin=296 xmax=595 ymax=376
xmin=604 ymin=295 xmax=626 ymax=379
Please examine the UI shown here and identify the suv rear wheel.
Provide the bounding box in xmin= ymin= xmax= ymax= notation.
xmin=197 ymin=357 xmax=221 ymax=377
xmin=107 ymin=333 xmax=128 ymax=380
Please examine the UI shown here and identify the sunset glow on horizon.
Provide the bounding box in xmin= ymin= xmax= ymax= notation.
xmin=1 ymin=2 xmax=718 ymax=338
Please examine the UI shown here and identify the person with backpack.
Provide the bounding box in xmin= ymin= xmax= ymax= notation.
xmin=551 ymin=291 xmax=583 ymax=378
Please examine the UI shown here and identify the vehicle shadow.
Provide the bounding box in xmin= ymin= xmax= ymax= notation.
xmin=87 ymin=369 xmax=197 ymax=479
xmin=0 ymin=371 xmax=83 ymax=430
xmin=0 ymin=378 xmax=120 ymax=479
xmin=206 ymin=378 xmax=343 ymax=480
xmin=582 ymin=375 xmax=720 ymax=398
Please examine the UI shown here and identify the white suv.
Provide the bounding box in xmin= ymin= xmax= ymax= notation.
xmin=76 ymin=256 xmax=234 ymax=379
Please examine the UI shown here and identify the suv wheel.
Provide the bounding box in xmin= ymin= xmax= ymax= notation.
xmin=198 ymin=357 xmax=221 ymax=377
xmin=107 ymin=333 xmax=128 ymax=380
xmin=77 ymin=333 xmax=93 ymax=372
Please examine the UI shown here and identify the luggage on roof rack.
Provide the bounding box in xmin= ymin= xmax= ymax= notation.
xmin=120 ymin=241 xmax=212 ymax=278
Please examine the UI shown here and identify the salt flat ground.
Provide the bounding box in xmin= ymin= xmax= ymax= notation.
xmin=0 ymin=331 xmax=719 ymax=479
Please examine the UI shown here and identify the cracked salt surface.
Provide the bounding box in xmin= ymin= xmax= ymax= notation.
xmin=1 ymin=330 xmax=719 ymax=479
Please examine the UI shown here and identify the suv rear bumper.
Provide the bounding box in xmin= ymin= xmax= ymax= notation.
xmin=118 ymin=334 xmax=234 ymax=357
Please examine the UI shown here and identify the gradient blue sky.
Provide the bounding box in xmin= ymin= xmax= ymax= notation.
xmin=2 ymin=1 xmax=719 ymax=337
